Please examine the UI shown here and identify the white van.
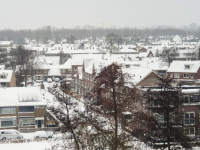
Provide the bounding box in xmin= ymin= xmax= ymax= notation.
xmin=0 ymin=130 xmax=23 ymax=140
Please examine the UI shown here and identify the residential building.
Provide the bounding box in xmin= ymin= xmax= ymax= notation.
xmin=0 ymin=87 xmax=47 ymax=130
xmin=167 ymin=61 xmax=200 ymax=85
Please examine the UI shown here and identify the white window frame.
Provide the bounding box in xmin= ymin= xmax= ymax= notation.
xmin=68 ymin=69 xmax=72 ymax=73
xmin=185 ymin=65 xmax=190 ymax=69
xmin=190 ymin=74 xmax=194 ymax=78
xmin=61 ymin=69 xmax=66 ymax=74
xmin=174 ymin=73 xmax=180 ymax=78
xmin=185 ymin=127 xmax=195 ymax=136
xmin=0 ymin=107 xmax=16 ymax=114
xmin=184 ymin=112 xmax=195 ymax=125
xmin=183 ymin=74 xmax=189 ymax=78
xmin=19 ymin=116 xmax=35 ymax=127
xmin=0 ymin=116 xmax=17 ymax=128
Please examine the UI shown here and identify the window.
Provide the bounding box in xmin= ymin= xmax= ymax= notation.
xmin=0 ymin=75 xmax=6 ymax=79
xmin=68 ymin=69 xmax=72 ymax=73
xmin=1 ymin=117 xmax=16 ymax=127
xmin=34 ymin=105 xmax=45 ymax=108
xmin=191 ymin=74 xmax=194 ymax=78
xmin=158 ymin=70 xmax=166 ymax=75
xmin=61 ymin=69 xmax=66 ymax=73
xmin=43 ymin=70 xmax=47 ymax=73
xmin=153 ymin=100 xmax=160 ymax=107
xmin=74 ymin=67 xmax=77 ymax=71
xmin=185 ymin=65 xmax=190 ymax=69
xmin=0 ymin=83 xmax=6 ymax=87
xmin=184 ymin=74 xmax=189 ymax=78
xmin=183 ymin=95 xmax=189 ymax=103
xmin=185 ymin=128 xmax=195 ymax=135
xmin=36 ymin=70 xmax=41 ymax=73
xmin=184 ymin=112 xmax=194 ymax=125
xmin=194 ymin=95 xmax=199 ymax=102
xmin=170 ymin=73 xmax=173 ymax=78
xmin=0 ymin=107 xmax=16 ymax=114
xmin=153 ymin=113 xmax=164 ymax=123
xmin=19 ymin=117 xmax=34 ymax=126
xmin=174 ymin=73 xmax=180 ymax=78
xmin=125 ymin=65 xmax=130 ymax=68
xmin=19 ymin=106 xmax=34 ymax=113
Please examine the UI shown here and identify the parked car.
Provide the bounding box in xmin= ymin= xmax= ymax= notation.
xmin=0 ymin=130 xmax=23 ymax=140
xmin=34 ymin=131 xmax=53 ymax=138
xmin=47 ymin=78 xmax=52 ymax=83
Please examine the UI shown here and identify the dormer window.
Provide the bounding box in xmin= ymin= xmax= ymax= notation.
xmin=185 ymin=65 xmax=190 ymax=69
xmin=0 ymin=72 xmax=7 ymax=79
xmin=0 ymin=75 xmax=6 ymax=79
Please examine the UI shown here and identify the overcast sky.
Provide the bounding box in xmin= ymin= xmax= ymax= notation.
xmin=0 ymin=0 xmax=199 ymax=30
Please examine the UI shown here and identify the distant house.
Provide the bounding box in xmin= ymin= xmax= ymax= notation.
xmin=0 ymin=41 xmax=13 ymax=50
xmin=0 ymin=70 xmax=16 ymax=87
xmin=167 ymin=61 xmax=200 ymax=85
xmin=0 ymin=87 xmax=47 ymax=130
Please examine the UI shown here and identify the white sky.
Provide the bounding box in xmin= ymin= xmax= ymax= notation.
xmin=0 ymin=0 xmax=199 ymax=30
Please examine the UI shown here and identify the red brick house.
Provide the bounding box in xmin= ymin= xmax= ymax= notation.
xmin=167 ymin=61 xmax=200 ymax=85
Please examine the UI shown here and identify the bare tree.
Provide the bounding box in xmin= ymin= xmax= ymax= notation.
xmin=161 ymin=48 xmax=177 ymax=67
xmin=50 ymin=81 xmax=92 ymax=150
xmin=136 ymin=77 xmax=192 ymax=150
xmin=87 ymin=63 xmax=141 ymax=150
xmin=106 ymin=33 xmax=121 ymax=54
xmin=10 ymin=45 xmax=32 ymax=86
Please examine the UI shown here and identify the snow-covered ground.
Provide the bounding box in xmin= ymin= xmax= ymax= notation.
xmin=0 ymin=141 xmax=51 ymax=150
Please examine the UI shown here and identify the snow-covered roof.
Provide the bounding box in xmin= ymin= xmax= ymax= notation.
xmin=0 ymin=87 xmax=46 ymax=107
xmin=71 ymin=54 xmax=102 ymax=65
xmin=0 ymin=65 xmax=5 ymax=70
xmin=38 ymin=56 xmax=60 ymax=65
xmin=0 ymin=41 xmax=13 ymax=46
xmin=83 ymin=59 xmax=94 ymax=74
xmin=114 ymin=48 xmax=137 ymax=53
xmin=0 ymin=70 xmax=14 ymax=83
xmin=172 ymin=35 xmax=182 ymax=42
xmin=58 ymin=58 xmax=72 ymax=69
xmin=47 ymin=66 xmax=61 ymax=76
xmin=167 ymin=61 xmax=200 ymax=73
xmin=122 ymin=67 xmax=153 ymax=85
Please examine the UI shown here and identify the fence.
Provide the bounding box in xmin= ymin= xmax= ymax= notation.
xmin=19 ymin=127 xmax=59 ymax=133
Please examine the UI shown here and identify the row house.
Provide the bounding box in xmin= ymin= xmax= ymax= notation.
xmin=167 ymin=61 xmax=200 ymax=85
xmin=34 ymin=56 xmax=72 ymax=81
xmin=0 ymin=87 xmax=47 ymax=130
xmin=71 ymin=54 xmax=103 ymax=91
xmin=74 ymin=59 xmax=109 ymax=99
